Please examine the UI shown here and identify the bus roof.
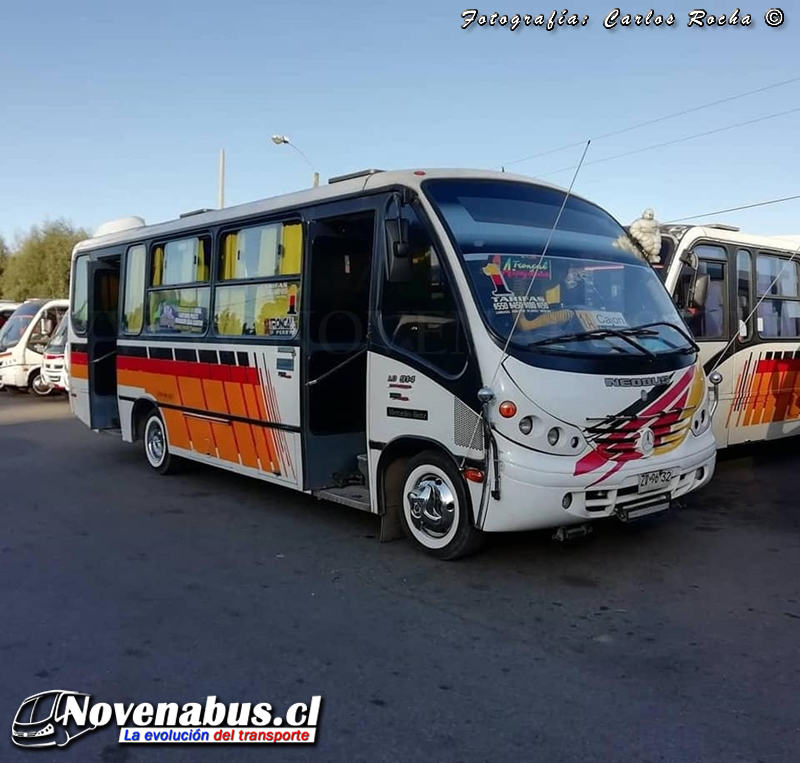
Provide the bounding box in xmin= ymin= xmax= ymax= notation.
xmin=72 ymin=168 xmax=590 ymax=258
xmin=661 ymin=222 xmax=800 ymax=253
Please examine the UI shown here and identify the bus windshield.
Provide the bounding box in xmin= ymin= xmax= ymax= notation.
xmin=0 ymin=303 xmax=41 ymax=351
xmin=422 ymin=179 xmax=694 ymax=356
xmin=46 ymin=317 xmax=68 ymax=354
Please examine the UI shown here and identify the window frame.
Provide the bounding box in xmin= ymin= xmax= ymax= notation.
xmin=70 ymin=253 xmax=90 ymax=337
xmin=735 ymin=248 xmax=753 ymax=342
xmin=375 ymin=198 xmax=471 ymax=380
xmin=121 ymin=243 xmax=147 ymax=337
xmin=675 ymin=242 xmax=729 ymax=342
xmin=144 ymin=231 xmax=213 ymax=339
xmin=754 ymin=250 xmax=800 ymax=340
xmin=211 ymin=216 xmax=305 ymax=343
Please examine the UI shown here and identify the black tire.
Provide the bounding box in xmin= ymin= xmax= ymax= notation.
xmin=398 ymin=449 xmax=485 ymax=561
xmin=142 ymin=409 xmax=181 ymax=475
xmin=29 ymin=370 xmax=53 ymax=397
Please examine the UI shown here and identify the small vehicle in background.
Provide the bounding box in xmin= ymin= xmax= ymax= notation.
xmin=0 ymin=298 xmax=69 ymax=395
xmin=42 ymin=315 xmax=69 ymax=394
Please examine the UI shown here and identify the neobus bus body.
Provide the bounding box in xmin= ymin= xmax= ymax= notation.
xmin=67 ymin=169 xmax=720 ymax=559
xmin=652 ymin=221 xmax=800 ymax=449
xmin=0 ymin=298 xmax=69 ymax=395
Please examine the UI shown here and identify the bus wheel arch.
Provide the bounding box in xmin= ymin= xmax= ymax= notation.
xmin=377 ymin=438 xmax=485 ymax=560
xmin=135 ymin=402 xmax=181 ymax=475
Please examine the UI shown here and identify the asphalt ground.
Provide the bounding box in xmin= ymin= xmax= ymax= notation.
xmin=2 ymin=391 xmax=798 ymax=762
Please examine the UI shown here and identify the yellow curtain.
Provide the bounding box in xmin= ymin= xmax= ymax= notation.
xmin=220 ymin=234 xmax=238 ymax=280
xmin=195 ymin=239 xmax=209 ymax=281
xmin=152 ymin=246 xmax=164 ymax=286
xmin=258 ymin=226 xmax=280 ymax=276
xmin=280 ymin=223 xmax=302 ymax=275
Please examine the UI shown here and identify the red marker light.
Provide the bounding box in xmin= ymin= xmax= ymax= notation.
xmin=499 ymin=401 xmax=517 ymax=418
xmin=414 ymin=170 xmax=426 ymax=176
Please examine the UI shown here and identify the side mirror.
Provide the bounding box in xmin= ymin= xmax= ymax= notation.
xmin=385 ymin=216 xmax=412 ymax=283
xmin=680 ymin=249 xmax=699 ymax=270
xmin=689 ymin=273 xmax=710 ymax=309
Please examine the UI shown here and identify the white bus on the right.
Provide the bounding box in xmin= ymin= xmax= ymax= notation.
xmin=653 ymin=220 xmax=800 ymax=449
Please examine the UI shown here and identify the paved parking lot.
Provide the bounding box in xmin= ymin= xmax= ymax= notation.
xmin=1 ymin=391 xmax=799 ymax=762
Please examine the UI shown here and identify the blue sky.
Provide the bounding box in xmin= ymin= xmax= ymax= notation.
xmin=0 ymin=2 xmax=796 ymax=243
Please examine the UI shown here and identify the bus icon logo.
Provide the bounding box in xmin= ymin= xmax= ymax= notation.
xmin=11 ymin=690 xmax=97 ymax=748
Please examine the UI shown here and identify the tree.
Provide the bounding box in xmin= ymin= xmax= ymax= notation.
xmin=0 ymin=220 xmax=90 ymax=301
xmin=0 ymin=237 xmax=8 ymax=289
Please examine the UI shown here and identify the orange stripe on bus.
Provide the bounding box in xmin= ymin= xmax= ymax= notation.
xmin=232 ymin=422 xmax=259 ymax=469
xmin=163 ymin=409 xmax=191 ymax=450
xmin=203 ymin=379 xmax=229 ymax=415
xmin=211 ymin=421 xmax=239 ymax=463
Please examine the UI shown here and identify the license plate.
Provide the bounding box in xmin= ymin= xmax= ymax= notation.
xmin=638 ymin=469 xmax=673 ymax=493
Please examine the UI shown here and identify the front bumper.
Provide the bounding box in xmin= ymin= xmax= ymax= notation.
xmin=479 ymin=432 xmax=717 ymax=533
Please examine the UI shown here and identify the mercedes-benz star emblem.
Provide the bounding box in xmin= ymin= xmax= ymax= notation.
xmin=637 ymin=427 xmax=655 ymax=456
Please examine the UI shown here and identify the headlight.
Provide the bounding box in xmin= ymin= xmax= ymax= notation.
xmin=690 ymin=387 xmax=713 ymax=436
xmin=510 ymin=411 xmax=586 ymax=455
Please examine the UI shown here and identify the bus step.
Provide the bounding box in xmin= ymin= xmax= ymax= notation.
xmin=313 ymin=486 xmax=372 ymax=513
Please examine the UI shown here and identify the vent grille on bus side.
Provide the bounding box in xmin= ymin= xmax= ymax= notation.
xmin=453 ymin=398 xmax=483 ymax=451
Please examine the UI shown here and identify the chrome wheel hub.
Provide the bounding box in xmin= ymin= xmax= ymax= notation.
xmin=146 ymin=421 xmax=165 ymax=464
xmin=407 ymin=475 xmax=456 ymax=537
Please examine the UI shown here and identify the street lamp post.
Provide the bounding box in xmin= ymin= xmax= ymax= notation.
xmin=218 ymin=148 xmax=225 ymax=208
xmin=271 ymin=135 xmax=319 ymax=188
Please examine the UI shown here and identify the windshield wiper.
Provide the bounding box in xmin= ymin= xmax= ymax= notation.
xmin=529 ymin=328 xmax=656 ymax=357
xmin=623 ymin=322 xmax=700 ymax=353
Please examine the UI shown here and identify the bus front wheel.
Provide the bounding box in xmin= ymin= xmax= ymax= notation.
xmin=142 ymin=410 xmax=180 ymax=475
xmin=399 ymin=450 xmax=485 ymax=561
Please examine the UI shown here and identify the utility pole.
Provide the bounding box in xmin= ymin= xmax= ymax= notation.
xmin=218 ymin=149 xmax=225 ymax=209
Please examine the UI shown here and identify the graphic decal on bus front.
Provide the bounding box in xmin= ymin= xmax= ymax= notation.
xmin=481 ymin=258 xmax=551 ymax=314
xmin=575 ymin=364 xmax=704 ymax=486
xmin=726 ymin=350 xmax=800 ymax=428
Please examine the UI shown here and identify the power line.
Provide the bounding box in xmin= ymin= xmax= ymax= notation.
xmin=534 ymin=107 xmax=800 ymax=179
xmin=495 ymin=74 xmax=800 ymax=170
xmin=665 ymin=194 xmax=800 ymax=223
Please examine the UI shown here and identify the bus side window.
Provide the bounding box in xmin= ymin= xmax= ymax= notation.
xmin=736 ymin=249 xmax=752 ymax=340
xmin=380 ymin=206 xmax=469 ymax=376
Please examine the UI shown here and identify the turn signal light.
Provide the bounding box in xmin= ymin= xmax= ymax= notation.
xmin=498 ymin=401 xmax=517 ymax=418
xmin=464 ymin=468 xmax=484 ymax=483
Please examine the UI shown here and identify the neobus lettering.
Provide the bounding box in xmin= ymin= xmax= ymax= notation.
xmin=604 ymin=9 xmax=676 ymax=27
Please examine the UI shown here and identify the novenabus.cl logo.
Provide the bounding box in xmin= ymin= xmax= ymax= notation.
xmin=12 ymin=690 xmax=98 ymax=748
xmin=12 ymin=691 xmax=323 ymax=748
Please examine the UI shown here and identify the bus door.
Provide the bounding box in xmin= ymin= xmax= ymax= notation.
xmin=676 ymin=242 xmax=734 ymax=445
xmin=86 ymin=257 xmax=121 ymax=430
xmin=301 ymin=200 xmax=379 ymax=497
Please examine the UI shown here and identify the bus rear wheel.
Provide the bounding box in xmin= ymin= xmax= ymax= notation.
xmin=142 ymin=410 xmax=180 ymax=475
xmin=399 ymin=450 xmax=485 ymax=561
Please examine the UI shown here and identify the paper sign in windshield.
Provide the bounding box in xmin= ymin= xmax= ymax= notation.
xmin=581 ymin=311 xmax=628 ymax=330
